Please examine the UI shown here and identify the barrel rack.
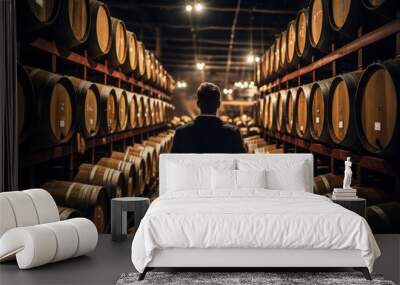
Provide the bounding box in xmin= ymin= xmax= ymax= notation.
xmin=19 ymin=37 xmax=172 ymax=185
xmin=258 ymin=19 xmax=400 ymax=199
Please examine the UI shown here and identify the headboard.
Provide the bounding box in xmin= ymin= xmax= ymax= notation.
xmin=159 ymin=154 xmax=314 ymax=195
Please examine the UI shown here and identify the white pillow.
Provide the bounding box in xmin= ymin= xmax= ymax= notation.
xmin=236 ymin=169 xmax=267 ymax=189
xmin=265 ymin=161 xmax=307 ymax=191
xmin=211 ymin=168 xmax=237 ymax=190
xmin=167 ymin=162 xmax=211 ymax=191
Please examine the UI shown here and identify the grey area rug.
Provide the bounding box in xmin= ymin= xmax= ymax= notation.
xmin=116 ymin=272 xmax=395 ymax=285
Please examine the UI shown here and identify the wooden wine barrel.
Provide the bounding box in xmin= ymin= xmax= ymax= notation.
xmin=265 ymin=49 xmax=271 ymax=79
xmin=42 ymin=180 xmax=109 ymax=233
xmin=255 ymin=62 xmax=261 ymax=86
xmin=115 ymin=88 xmax=128 ymax=131
xmin=135 ymin=41 xmax=146 ymax=78
xmin=154 ymin=100 xmax=161 ymax=124
xmin=143 ymin=97 xmax=151 ymax=127
xmin=18 ymin=0 xmax=61 ymax=35
xmin=58 ymin=206 xmax=81 ymax=220
xmin=149 ymin=99 xmax=156 ymax=125
xmin=85 ymin=0 xmax=112 ymax=59
xmin=254 ymin=144 xmax=278 ymax=154
xmin=309 ymin=0 xmax=333 ymax=52
xmin=144 ymin=50 xmax=152 ymax=82
xmin=295 ymin=8 xmax=313 ymax=61
xmin=131 ymin=144 xmax=157 ymax=180
xmin=97 ymin=84 xmax=118 ymax=134
xmin=97 ymin=157 xmax=136 ymax=197
xmin=74 ymin=163 xmax=124 ymax=198
xmin=285 ymin=88 xmax=298 ymax=135
xmin=150 ymin=53 xmax=157 ymax=85
xmin=17 ymin=63 xmax=35 ymax=145
xmin=148 ymin=136 xmax=168 ymax=153
xmin=366 ymin=202 xmax=400 ymax=233
xmin=263 ymin=96 xmax=271 ymax=129
xmin=328 ymin=71 xmax=362 ymax=150
xmin=126 ymin=92 xmax=138 ymax=129
xmin=267 ymin=93 xmax=278 ymax=131
xmin=286 ymin=20 xmax=300 ymax=68
xmin=279 ymin=30 xmax=287 ymax=70
xmin=273 ymin=38 xmax=281 ymax=74
xmin=328 ymin=0 xmax=362 ymax=37
xmin=122 ymin=31 xmax=138 ymax=74
xmin=135 ymin=94 xmax=145 ymax=128
xmin=355 ymin=59 xmax=400 ymax=157
xmin=269 ymin=43 xmax=276 ymax=78
xmin=258 ymin=98 xmax=265 ymax=127
xmin=313 ymin=173 xmax=344 ymax=195
xmin=51 ymin=0 xmax=90 ymax=49
xmin=143 ymin=140 xmax=162 ymax=165
xmin=276 ymin=90 xmax=287 ymax=133
xmin=309 ymin=79 xmax=334 ymax=143
xmin=108 ymin=17 xmax=128 ymax=67
xmin=126 ymin=146 xmax=152 ymax=184
xmin=27 ymin=68 xmax=76 ymax=147
xmin=295 ymin=85 xmax=312 ymax=139
xmin=110 ymin=151 xmax=145 ymax=195
xmin=68 ymin=77 xmax=100 ymax=138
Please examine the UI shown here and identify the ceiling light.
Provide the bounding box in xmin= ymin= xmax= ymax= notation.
xmin=196 ymin=62 xmax=205 ymax=70
xmin=246 ymin=54 xmax=254 ymax=64
xmin=195 ymin=3 xmax=203 ymax=12
xmin=185 ymin=4 xmax=193 ymax=12
xmin=255 ymin=56 xmax=260 ymax=63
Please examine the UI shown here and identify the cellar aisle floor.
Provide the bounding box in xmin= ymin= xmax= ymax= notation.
xmin=0 ymin=235 xmax=134 ymax=285
xmin=0 ymin=234 xmax=398 ymax=285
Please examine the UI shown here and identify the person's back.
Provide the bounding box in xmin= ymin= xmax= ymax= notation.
xmin=171 ymin=82 xmax=245 ymax=154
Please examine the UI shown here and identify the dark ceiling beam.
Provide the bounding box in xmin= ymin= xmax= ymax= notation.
xmin=109 ymin=3 xmax=298 ymax=15
xmin=161 ymin=58 xmax=252 ymax=65
xmin=163 ymin=63 xmax=254 ymax=71
xmin=124 ymin=22 xmax=279 ymax=32
xmin=160 ymin=52 xmax=251 ymax=59
xmin=146 ymin=43 xmax=262 ymax=52
xmin=141 ymin=35 xmax=271 ymax=46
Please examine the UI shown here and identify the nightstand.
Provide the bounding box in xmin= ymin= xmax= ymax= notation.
xmin=111 ymin=197 xmax=150 ymax=242
xmin=330 ymin=196 xmax=366 ymax=218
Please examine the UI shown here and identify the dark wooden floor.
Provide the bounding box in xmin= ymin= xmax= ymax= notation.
xmin=1 ymin=235 xmax=398 ymax=285
xmin=0 ymin=235 xmax=134 ymax=285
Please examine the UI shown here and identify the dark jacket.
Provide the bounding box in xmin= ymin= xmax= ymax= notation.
xmin=171 ymin=115 xmax=246 ymax=153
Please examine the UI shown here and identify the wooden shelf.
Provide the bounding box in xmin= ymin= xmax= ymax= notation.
xmin=265 ymin=130 xmax=399 ymax=177
xmin=259 ymin=19 xmax=400 ymax=91
xmin=29 ymin=38 xmax=172 ymax=102
xmin=20 ymin=124 xmax=167 ymax=168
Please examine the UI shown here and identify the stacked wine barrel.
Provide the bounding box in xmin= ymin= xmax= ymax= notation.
xmin=41 ymin=130 xmax=175 ymax=233
xmin=18 ymin=0 xmax=175 ymax=93
xmin=258 ymin=58 xmax=400 ymax=158
xmin=17 ymin=66 xmax=175 ymax=149
xmin=243 ymin=136 xmax=284 ymax=154
xmin=256 ymin=0 xmax=397 ymax=85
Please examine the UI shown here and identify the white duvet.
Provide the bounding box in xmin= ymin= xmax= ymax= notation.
xmin=131 ymin=190 xmax=380 ymax=273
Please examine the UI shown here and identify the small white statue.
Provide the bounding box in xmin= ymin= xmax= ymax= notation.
xmin=343 ymin=157 xmax=353 ymax=190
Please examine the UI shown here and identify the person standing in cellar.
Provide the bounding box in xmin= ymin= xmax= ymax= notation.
xmin=171 ymin=82 xmax=245 ymax=153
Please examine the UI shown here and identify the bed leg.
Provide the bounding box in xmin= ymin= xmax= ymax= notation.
xmin=138 ymin=268 xmax=147 ymax=281
xmin=354 ymin=267 xmax=371 ymax=280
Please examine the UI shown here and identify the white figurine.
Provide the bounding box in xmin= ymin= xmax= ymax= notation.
xmin=343 ymin=157 xmax=353 ymax=190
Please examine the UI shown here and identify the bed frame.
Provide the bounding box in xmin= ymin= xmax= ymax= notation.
xmin=139 ymin=154 xmax=371 ymax=281
xmin=139 ymin=248 xmax=370 ymax=280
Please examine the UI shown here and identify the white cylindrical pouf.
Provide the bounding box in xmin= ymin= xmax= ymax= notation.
xmin=0 ymin=226 xmax=57 ymax=269
xmin=24 ymin=189 xmax=60 ymax=224
xmin=66 ymin=218 xmax=98 ymax=257
xmin=0 ymin=196 xmax=17 ymax=237
xmin=0 ymin=192 xmax=39 ymax=227
xmin=42 ymin=221 xmax=79 ymax=262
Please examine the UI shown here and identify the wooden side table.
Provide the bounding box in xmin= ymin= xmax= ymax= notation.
xmin=111 ymin=197 xmax=150 ymax=242
xmin=331 ymin=197 xmax=366 ymax=218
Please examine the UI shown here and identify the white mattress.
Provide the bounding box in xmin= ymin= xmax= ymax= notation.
xmin=131 ymin=190 xmax=380 ymax=273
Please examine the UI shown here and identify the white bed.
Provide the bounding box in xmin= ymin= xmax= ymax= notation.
xmin=131 ymin=154 xmax=380 ymax=280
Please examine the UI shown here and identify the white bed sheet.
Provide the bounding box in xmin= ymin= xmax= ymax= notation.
xmin=131 ymin=190 xmax=380 ymax=273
